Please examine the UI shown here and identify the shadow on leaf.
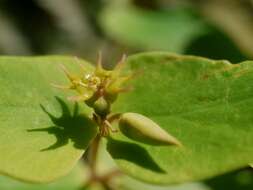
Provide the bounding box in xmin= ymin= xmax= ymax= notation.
xmin=106 ymin=138 xmax=166 ymax=174
xmin=27 ymin=97 xmax=97 ymax=151
xmin=205 ymin=167 xmax=253 ymax=190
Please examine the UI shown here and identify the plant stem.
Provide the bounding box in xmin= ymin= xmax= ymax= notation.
xmin=87 ymin=134 xmax=101 ymax=177
xmin=84 ymin=114 xmax=122 ymax=190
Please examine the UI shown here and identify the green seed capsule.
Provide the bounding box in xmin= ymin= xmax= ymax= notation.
xmin=93 ymin=97 xmax=110 ymax=117
xmin=119 ymin=112 xmax=181 ymax=146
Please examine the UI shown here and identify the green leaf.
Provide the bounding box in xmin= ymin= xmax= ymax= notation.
xmin=100 ymin=2 xmax=207 ymax=53
xmin=108 ymin=52 xmax=253 ymax=184
xmin=119 ymin=167 xmax=253 ymax=190
xmin=0 ymin=56 xmax=97 ymax=183
xmin=0 ymin=162 xmax=87 ymax=190
xmin=119 ymin=175 xmax=210 ymax=190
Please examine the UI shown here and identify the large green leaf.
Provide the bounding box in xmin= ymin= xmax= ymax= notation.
xmin=107 ymin=52 xmax=253 ymax=184
xmin=0 ymin=56 xmax=97 ymax=183
xmin=119 ymin=167 xmax=253 ymax=190
xmin=100 ymin=2 xmax=207 ymax=53
xmin=0 ymin=162 xmax=87 ymax=190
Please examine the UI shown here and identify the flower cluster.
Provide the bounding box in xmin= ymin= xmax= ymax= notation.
xmin=53 ymin=54 xmax=134 ymax=117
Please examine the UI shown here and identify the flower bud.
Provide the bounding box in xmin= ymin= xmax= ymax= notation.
xmin=119 ymin=112 xmax=181 ymax=146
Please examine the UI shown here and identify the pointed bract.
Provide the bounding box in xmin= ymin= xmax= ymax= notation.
xmin=119 ymin=112 xmax=182 ymax=146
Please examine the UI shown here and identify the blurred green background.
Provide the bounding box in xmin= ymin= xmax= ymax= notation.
xmin=0 ymin=0 xmax=252 ymax=189
xmin=1 ymin=0 xmax=253 ymax=63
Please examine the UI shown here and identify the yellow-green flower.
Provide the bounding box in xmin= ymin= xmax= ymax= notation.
xmin=53 ymin=53 xmax=134 ymax=107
